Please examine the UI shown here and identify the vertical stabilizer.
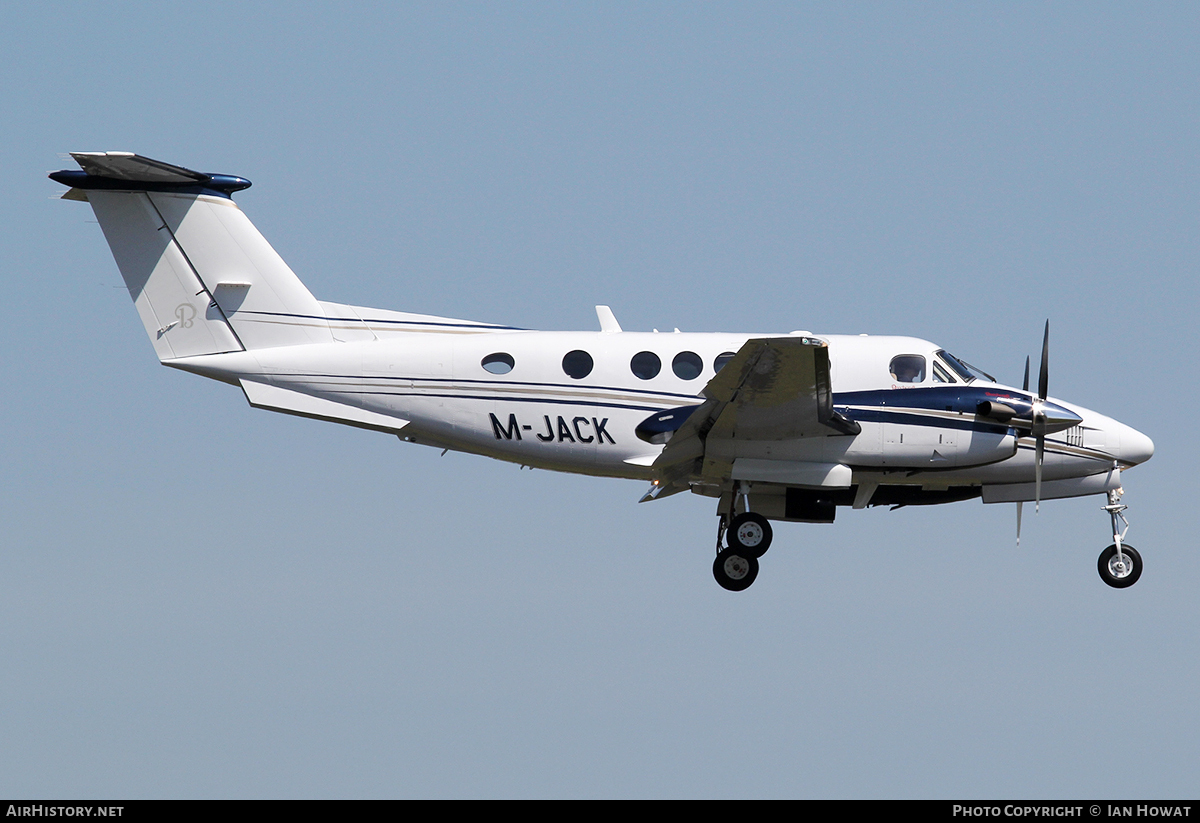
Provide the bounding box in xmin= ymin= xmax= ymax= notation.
xmin=52 ymin=152 xmax=332 ymax=359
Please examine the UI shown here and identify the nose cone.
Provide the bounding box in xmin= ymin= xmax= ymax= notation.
xmin=1119 ymin=424 xmax=1155 ymax=467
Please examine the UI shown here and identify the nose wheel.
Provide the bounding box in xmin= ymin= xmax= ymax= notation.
xmin=1098 ymin=544 xmax=1142 ymax=588
xmin=1098 ymin=487 xmax=1143 ymax=589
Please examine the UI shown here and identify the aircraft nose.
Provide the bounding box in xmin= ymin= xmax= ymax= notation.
xmin=1118 ymin=423 xmax=1154 ymax=467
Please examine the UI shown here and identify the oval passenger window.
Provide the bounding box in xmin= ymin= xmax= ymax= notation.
xmin=562 ymin=350 xmax=594 ymax=379
xmin=713 ymin=351 xmax=736 ymax=373
xmin=630 ymin=351 xmax=661 ymax=380
xmin=672 ymin=351 xmax=703 ymax=380
xmin=481 ymin=353 xmax=515 ymax=374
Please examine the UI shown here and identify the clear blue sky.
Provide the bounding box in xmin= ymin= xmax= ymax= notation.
xmin=2 ymin=2 xmax=1197 ymax=798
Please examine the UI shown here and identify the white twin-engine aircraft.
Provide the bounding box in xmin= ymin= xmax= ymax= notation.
xmin=52 ymin=152 xmax=1155 ymax=591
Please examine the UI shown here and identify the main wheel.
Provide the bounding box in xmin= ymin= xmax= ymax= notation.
xmin=1098 ymin=544 xmax=1143 ymax=589
xmin=713 ymin=547 xmax=759 ymax=591
xmin=728 ymin=512 xmax=773 ymax=558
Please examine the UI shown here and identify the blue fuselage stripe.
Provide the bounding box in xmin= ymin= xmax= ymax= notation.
xmin=241 ymin=310 xmax=522 ymax=330
xmin=293 ymin=372 xmax=702 ymax=401
xmin=356 ymin=390 xmax=664 ymax=413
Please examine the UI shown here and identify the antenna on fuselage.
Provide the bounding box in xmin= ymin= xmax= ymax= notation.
xmin=595 ymin=306 xmax=622 ymax=333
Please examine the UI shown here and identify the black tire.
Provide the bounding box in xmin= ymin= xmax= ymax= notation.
xmin=727 ymin=512 xmax=773 ymax=558
xmin=1098 ymin=544 xmax=1143 ymax=589
xmin=713 ymin=548 xmax=759 ymax=592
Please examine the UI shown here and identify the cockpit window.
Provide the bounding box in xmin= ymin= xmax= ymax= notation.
xmin=937 ymin=350 xmax=996 ymax=384
xmin=932 ymin=361 xmax=956 ymax=383
xmin=889 ymin=355 xmax=926 ymax=383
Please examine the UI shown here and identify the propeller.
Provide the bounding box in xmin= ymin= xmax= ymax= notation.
xmin=1016 ymin=326 xmax=1048 ymax=552
xmin=1032 ymin=320 xmax=1050 ymax=511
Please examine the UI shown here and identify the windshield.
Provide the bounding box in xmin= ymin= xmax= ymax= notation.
xmin=937 ymin=350 xmax=996 ymax=384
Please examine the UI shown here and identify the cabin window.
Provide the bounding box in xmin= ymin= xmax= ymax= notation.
xmin=481 ymin=352 xmax=515 ymax=375
xmin=562 ymin=350 xmax=594 ymax=379
xmin=672 ymin=351 xmax=703 ymax=380
xmin=630 ymin=351 xmax=661 ymax=380
xmin=889 ymin=354 xmax=926 ymax=383
xmin=713 ymin=351 xmax=736 ymax=373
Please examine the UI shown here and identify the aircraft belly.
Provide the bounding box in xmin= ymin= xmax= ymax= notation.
xmin=982 ymin=465 xmax=1122 ymax=502
xmin=706 ymin=436 xmax=829 ymax=463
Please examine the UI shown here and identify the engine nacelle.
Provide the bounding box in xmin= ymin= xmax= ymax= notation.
xmin=843 ymin=421 xmax=1017 ymax=469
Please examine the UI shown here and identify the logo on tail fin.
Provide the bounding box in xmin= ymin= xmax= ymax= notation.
xmin=175 ymin=303 xmax=196 ymax=329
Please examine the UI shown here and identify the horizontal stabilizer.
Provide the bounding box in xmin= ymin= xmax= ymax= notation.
xmin=240 ymin=380 xmax=410 ymax=435
xmin=50 ymin=152 xmax=251 ymax=197
xmin=73 ymin=152 xmax=206 ymax=184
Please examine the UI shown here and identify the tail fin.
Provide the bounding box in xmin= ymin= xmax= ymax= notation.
xmin=52 ymin=152 xmax=331 ymax=359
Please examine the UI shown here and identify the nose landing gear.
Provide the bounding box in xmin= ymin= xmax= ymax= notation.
xmin=1098 ymin=488 xmax=1142 ymax=588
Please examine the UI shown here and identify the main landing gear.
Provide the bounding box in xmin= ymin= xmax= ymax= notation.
xmin=709 ymin=484 xmax=1146 ymax=590
xmin=1097 ymin=488 xmax=1142 ymax=588
xmin=713 ymin=546 xmax=759 ymax=592
xmin=712 ymin=489 xmax=773 ymax=591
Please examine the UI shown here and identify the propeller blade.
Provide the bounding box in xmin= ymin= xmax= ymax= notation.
xmin=1016 ymin=501 xmax=1024 ymax=550
xmin=1034 ymin=432 xmax=1045 ymax=512
xmin=1033 ymin=320 xmax=1049 ymax=509
xmin=1038 ymin=320 xmax=1049 ymax=401
xmin=1022 ymin=355 xmax=1030 ymax=392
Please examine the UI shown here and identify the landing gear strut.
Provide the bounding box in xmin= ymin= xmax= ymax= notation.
xmin=1098 ymin=488 xmax=1142 ymax=588
xmin=711 ymin=485 xmax=772 ymax=591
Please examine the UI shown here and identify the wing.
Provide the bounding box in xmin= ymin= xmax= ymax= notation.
xmin=643 ymin=336 xmax=859 ymax=500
